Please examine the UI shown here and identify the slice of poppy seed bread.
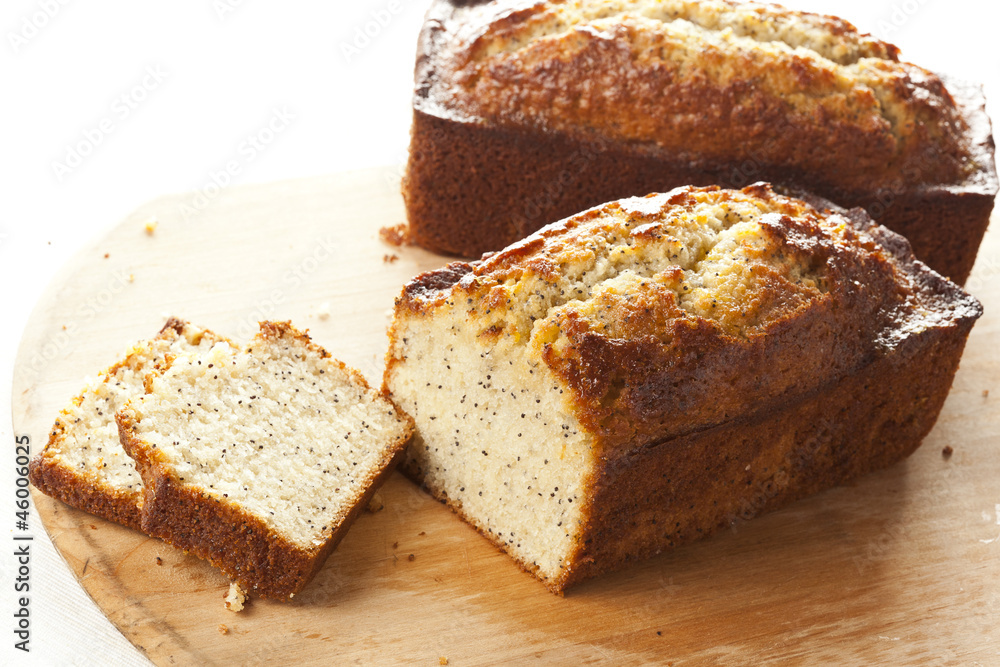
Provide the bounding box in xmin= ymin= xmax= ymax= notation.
xmin=29 ymin=318 xmax=223 ymax=530
xmin=384 ymin=183 xmax=981 ymax=593
xmin=117 ymin=321 xmax=414 ymax=600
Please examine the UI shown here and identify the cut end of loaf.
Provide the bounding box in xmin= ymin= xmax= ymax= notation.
xmin=392 ymin=310 xmax=593 ymax=589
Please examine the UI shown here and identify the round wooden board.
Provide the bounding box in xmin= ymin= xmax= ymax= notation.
xmin=12 ymin=168 xmax=1000 ymax=665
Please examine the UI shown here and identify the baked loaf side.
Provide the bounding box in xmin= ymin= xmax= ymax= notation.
xmin=118 ymin=321 xmax=413 ymax=600
xmin=404 ymin=0 xmax=997 ymax=281
xmin=28 ymin=319 xmax=222 ymax=530
xmin=437 ymin=0 xmax=967 ymax=187
xmin=385 ymin=183 xmax=982 ymax=591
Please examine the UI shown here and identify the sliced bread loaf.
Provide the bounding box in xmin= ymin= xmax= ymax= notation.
xmin=385 ymin=183 xmax=982 ymax=592
xmin=117 ymin=321 xmax=413 ymax=600
xmin=28 ymin=319 xmax=222 ymax=530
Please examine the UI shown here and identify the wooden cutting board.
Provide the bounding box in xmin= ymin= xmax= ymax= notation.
xmin=12 ymin=167 xmax=1000 ymax=665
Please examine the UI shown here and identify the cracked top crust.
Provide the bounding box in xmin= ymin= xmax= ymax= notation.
xmin=417 ymin=0 xmax=976 ymax=192
xmin=393 ymin=183 xmax=981 ymax=448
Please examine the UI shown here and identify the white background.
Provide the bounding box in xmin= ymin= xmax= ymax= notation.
xmin=1 ymin=1 xmax=997 ymax=664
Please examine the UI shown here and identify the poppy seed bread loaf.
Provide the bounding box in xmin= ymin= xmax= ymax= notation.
xmin=384 ymin=183 xmax=981 ymax=592
xmin=118 ymin=321 xmax=413 ymax=600
xmin=28 ymin=319 xmax=223 ymax=530
xmin=404 ymin=0 xmax=996 ymax=282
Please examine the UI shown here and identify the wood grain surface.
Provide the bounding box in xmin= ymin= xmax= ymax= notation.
xmin=12 ymin=167 xmax=1000 ymax=666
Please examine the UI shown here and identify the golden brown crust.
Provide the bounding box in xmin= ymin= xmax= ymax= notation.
xmin=389 ymin=184 xmax=982 ymax=591
xmin=119 ymin=407 xmax=409 ymax=600
xmin=404 ymin=0 xmax=997 ymax=281
xmin=28 ymin=446 xmax=144 ymax=530
xmin=557 ymin=309 xmax=973 ymax=590
xmin=428 ymin=0 xmax=967 ymax=189
xmin=396 ymin=184 xmax=977 ymax=450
